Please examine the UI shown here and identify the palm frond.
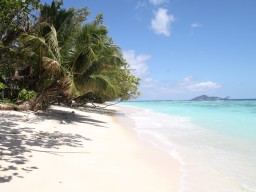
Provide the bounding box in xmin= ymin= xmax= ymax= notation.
xmin=20 ymin=32 xmax=57 ymax=63
xmin=64 ymin=25 xmax=98 ymax=74
xmin=77 ymin=74 xmax=119 ymax=97
xmin=92 ymin=74 xmax=119 ymax=97
xmin=44 ymin=24 xmax=61 ymax=63
xmin=41 ymin=56 xmax=61 ymax=75
xmin=63 ymin=77 xmax=80 ymax=98
xmin=20 ymin=33 xmax=46 ymax=52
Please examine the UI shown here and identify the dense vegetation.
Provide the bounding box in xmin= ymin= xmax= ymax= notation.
xmin=0 ymin=0 xmax=140 ymax=111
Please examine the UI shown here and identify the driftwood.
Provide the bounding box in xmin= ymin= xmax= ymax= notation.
xmin=0 ymin=104 xmax=15 ymax=110
xmin=0 ymin=102 xmax=31 ymax=111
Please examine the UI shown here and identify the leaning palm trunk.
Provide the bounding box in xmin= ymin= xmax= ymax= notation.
xmin=29 ymin=90 xmax=54 ymax=111
xmin=26 ymin=79 xmax=72 ymax=111
xmin=19 ymin=89 xmax=55 ymax=111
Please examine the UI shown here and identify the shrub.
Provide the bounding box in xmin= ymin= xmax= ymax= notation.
xmin=18 ymin=89 xmax=37 ymax=101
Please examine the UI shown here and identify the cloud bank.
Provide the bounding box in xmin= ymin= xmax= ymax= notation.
xmin=122 ymin=50 xmax=221 ymax=100
xmin=139 ymin=76 xmax=222 ymax=100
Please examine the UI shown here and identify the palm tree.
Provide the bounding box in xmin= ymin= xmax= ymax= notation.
xmin=20 ymin=15 xmax=122 ymax=110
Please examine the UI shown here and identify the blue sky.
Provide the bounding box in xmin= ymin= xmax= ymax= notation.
xmin=42 ymin=0 xmax=256 ymax=100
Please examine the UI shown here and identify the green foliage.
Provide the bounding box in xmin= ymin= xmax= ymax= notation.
xmin=0 ymin=99 xmax=11 ymax=104
xmin=0 ymin=0 xmax=42 ymax=91
xmin=0 ymin=82 xmax=5 ymax=90
xmin=0 ymin=0 xmax=41 ymax=45
xmin=18 ymin=89 xmax=36 ymax=101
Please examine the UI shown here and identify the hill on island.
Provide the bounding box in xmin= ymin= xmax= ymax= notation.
xmin=191 ymin=95 xmax=231 ymax=101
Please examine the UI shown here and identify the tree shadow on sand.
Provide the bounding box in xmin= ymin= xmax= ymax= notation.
xmin=35 ymin=107 xmax=107 ymax=127
xmin=0 ymin=107 xmax=105 ymax=183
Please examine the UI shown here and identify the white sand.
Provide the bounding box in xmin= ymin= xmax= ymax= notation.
xmin=0 ymin=105 xmax=180 ymax=192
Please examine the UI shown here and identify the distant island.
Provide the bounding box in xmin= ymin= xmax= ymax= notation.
xmin=191 ymin=95 xmax=231 ymax=101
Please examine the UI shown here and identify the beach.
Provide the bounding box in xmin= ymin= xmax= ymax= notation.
xmin=0 ymin=105 xmax=181 ymax=192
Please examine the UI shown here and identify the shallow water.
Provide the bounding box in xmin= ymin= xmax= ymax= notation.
xmin=121 ymin=100 xmax=256 ymax=192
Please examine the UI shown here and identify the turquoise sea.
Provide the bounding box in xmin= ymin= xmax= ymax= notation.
xmin=121 ymin=100 xmax=256 ymax=192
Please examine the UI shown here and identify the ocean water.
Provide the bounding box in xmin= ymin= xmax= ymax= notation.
xmin=120 ymin=100 xmax=256 ymax=192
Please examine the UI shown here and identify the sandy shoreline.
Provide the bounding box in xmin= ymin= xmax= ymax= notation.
xmin=0 ymin=105 xmax=180 ymax=192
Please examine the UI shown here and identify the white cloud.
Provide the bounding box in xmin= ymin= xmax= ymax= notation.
xmin=191 ymin=22 xmax=202 ymax=28
xmin=182 ymin=76 xmax=193 ymax=83
xmin=179 ymin=76 xmax=221 ymax=92
xmin=151 ymin=8 xmax=175 ymax=36
xmin=186 ymin=82 xmax=221 ymax=92
xmin=122 ymin=50 xmax=151 ymax=77
xmin=149 ymin=0 xmax=169 ymax=5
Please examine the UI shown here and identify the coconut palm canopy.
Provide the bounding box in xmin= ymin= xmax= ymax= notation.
xmin=0 ymin=0 xmax=140 ymax=110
